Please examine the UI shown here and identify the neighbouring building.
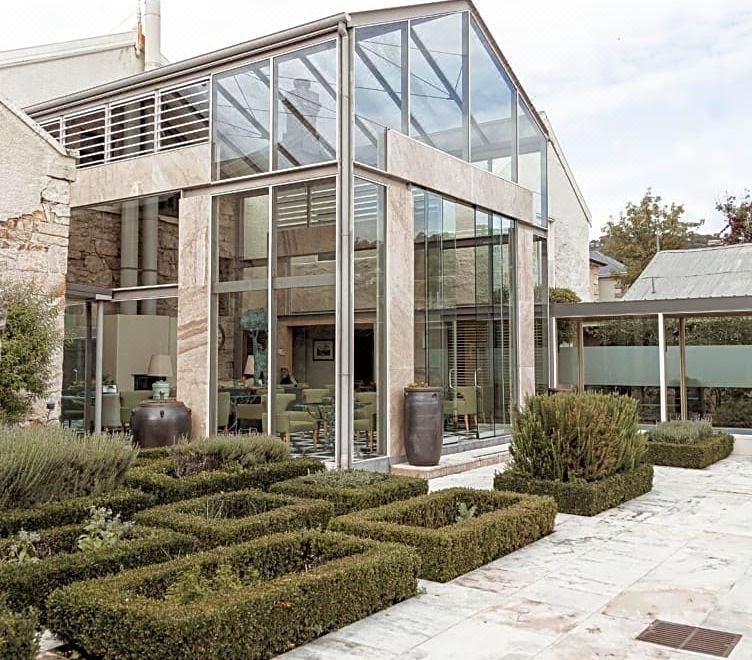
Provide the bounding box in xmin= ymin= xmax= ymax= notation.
xmin=590 ymin=248 xmax=626 ymax=301
xmin=15 ymin=0 xmax=594 ymax=468
xmin=0 ymin=95 xmax=76 ymax=421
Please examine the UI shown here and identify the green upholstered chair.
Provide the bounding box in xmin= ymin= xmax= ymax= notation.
xmin=262 ymin=410 xmax=318 ymax=447
xmin=353 ymin=402 xmax=376 ymax=451
xmin=443 ymin=386 xmax=478 ymax=432
xmin=237 ymin=393 xmax=296 ymax=428
xmin=303 ymin=388 xmax=329 ymax=404
xmin=216 ymin=391 xmax=232 ymax=431
xmin=119 ymin=391 xmax=152 ymax=429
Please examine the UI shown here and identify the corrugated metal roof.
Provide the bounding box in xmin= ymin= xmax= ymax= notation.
xmin=624 ymin=244 xmax=752 ymax=301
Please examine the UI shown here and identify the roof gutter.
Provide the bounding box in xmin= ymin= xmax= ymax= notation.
xmin=25 ymin=12 xmax=348 ymax=117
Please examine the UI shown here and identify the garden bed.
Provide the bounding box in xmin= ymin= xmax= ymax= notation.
xmin=0 ymin=600 xmax=38 ymax=660
xmin=0 ymin=522 xmax=196 ymax=620
xmin=270 ymin=469 xmax=428 ymax=515
xmin=329 ymin=487 xmax=556 ymax=582
xmin=134 ymin=489 xmax=333 ymax=548
xmin=0 ymin=488 xmax=156 ymax=538
xmin=47 ymin=530 xmax=419 ymax=660
xmin=125 ymin=456 xmax=324 ymax=504
xmin=646 ymin=433 xmax=734 ymax=468
xmin=494 ymin=463 xmax=654 ymax=516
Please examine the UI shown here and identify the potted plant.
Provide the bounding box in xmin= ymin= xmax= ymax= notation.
xmin=403 ymin=382 xmax=444 ymax=466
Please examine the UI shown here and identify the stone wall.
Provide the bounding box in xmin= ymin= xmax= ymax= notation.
xmin=0 ymin=98 xmax=76 ymax=421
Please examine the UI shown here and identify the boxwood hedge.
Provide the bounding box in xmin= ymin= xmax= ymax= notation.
xmin=125 ymin=457 xmax=324 ymax=504
xmin=134 ymin=489 xmax=333 ymax=548
xmin=493 ymin=463 xmax=654 ymax=516
xmin=269 ymin=470 xmax=428 ymax=515
xmin=0 ymin=599 xmax=38 ymax=660
xmin=0 ymin=488 xmax=156 ymax=538
xmin=47 ymin=530 xmax=420 ymax=660
xmin=0 ymin=524 xmax=196 ymax=620
xmin=329 ymin=487 xmax=556 ymax=582
xmin=646 ymin=433 xmax=734 ymax=469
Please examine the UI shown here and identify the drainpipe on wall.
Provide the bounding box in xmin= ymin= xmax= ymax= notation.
xmin=144 ymin=0 xmax=162 ymax=72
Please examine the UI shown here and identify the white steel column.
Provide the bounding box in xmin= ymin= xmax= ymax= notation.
xmin=94 ymin=300 xmax=105 ymax=433
xmin=657 ymin=312 xmax=668 ymax=422
xmin=334 ymin=23 xmax=354 ymax=468
xmin=679 ymin=317 xmax=688 ymax=420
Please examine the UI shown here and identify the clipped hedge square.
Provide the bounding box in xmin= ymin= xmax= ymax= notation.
xmin=329 ymin=487 xmax=556 ymax=582
xmin=270 ymin=470 xmax=428 ymax=515
xmin=0 ymin=489 xmax=157 ymax=538
xmin=494 ymin=463 xmax=654 ymax=516
xmin=47 ymin=530 xmax=420 ymax=660
xmin=0 ymin=601 xmax=38 ymax=660
xmin=125 ymin=457 xmax=324 ymax=504
xmin=134 ymin=489 xmax=334 ymax=548
xmin=646 ymin=433 xmax=734 ymax=469
xmin=0 ymin=524 xmax=196 ymax=621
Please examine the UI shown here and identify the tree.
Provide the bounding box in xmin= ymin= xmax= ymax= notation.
xmin=717 ymin=191 xmax=752 ymax=245
xmin=0 ymin=280 xmax=62 ymax=424
xmin=602 ymin=189 xmax=703 ymax=287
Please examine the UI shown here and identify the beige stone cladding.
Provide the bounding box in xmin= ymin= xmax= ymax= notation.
xmin=0 ymin=97 xmax=76 ymax=421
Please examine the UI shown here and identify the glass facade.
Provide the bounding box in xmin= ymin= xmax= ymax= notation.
xmin=413 ymin=188 xmax=516 ymax=445
xmin=352 ymin=11 xmax=547 ymax=226
xmin=533 ymin=235 xmax=549 ymax=393
xmin=211 ymin=40 xmax=337 ymax=180
xmin=212 ymin=176 xmax=386 ymax=460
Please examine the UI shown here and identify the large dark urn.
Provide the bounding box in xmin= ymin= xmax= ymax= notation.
xmin=404 ymin=386 xmax=444 ymax=466
xmin=130 ymin=400 xmax=192 ymax=448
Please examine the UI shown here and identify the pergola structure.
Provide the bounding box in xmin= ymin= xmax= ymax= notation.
xmin=550 ymin=295 xmax=752 ymax=423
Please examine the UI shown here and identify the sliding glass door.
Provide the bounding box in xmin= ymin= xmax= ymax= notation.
xmin=414 ymin=189 xmax=515 ymax=446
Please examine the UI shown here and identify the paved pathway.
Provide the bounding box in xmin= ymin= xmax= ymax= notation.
xmin=280 ymin=457 xmax=752 ymax=659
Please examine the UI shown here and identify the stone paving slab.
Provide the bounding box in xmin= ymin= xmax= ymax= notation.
xmin=281 ymin=457 xmax=752 ymax=659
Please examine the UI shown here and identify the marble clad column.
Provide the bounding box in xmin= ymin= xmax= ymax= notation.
xmin=177 ymin=194 xmax=212 ymax=438
xmin=385 ymin=181 xmax=414 ymax=459
xmin=516 ymin=223 xmax=536 ymax=403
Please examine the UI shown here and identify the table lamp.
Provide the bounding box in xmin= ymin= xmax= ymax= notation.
xmin=243 ymin=355 xmax=255 ymax=386
xmin=147 ymin=354 xmax=173 ymax=400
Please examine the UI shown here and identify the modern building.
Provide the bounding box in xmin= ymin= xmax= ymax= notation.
xmin=17 ymin=0 xmax=590 ymax=468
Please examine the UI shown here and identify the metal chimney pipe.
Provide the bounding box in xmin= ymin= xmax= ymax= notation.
xmin=144 ymin=0 xmax=161 ymax=71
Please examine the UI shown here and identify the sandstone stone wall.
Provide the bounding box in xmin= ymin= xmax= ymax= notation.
xmin=0 ymin=98 xmax=76 ymax=422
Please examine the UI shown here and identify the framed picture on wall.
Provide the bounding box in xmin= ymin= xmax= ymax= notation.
xmin=312 ymin=340 xmax=334 ymax=361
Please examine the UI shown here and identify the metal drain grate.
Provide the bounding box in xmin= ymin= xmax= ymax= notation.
xmin=637 ymin=620 xmax=742 ymax=657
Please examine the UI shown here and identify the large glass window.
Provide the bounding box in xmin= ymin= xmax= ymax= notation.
xmin=519 ymin=99 xmax=547 ymax=225
xmin=353 ymin=22 xmax=407 ymax=168
xmin=354 ymin=178 xmax=386 ymax=456
xmin=533 ymin=235 xmax=549 ymax=393
xmin=469 ymin=18 xmax=515 ymax=179
xmin=274 ymin=42 xmax=337 ymax=169
xmin=409 ymin=12 xmax=468 ymax=159
xmin=213 ymin=60 xmax=271 ymax=179
xmin=414 ymin=188 xmax=516 ymax=447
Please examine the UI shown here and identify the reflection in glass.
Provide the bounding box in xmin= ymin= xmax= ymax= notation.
xmin=353 ymin=178 xmax=386 ymax=456
xmin=213 ymin=60 xmax=271 ymax=179
xmin=216 ymin=189 xmax=269 ymax=284
xmin=274 ymin=42 xmax=337 ymax=169
xmin=354 ymin=22 xmax=407 ymax=167
xmin=414 ymin=188 xmax=516 ymax=447
xmin=410 ymin=12 xmax=468 ymax=159
xmin=518 ymin=99 xmax=547 ymax=225
xmin=533 ymin=236 xmax=548 ymax=393
xmin=469 ymin=18 xmax=515 ymax=179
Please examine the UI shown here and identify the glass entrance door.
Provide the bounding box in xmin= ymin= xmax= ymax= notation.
xmin=414 ymin=190 xmax=514 ymax=447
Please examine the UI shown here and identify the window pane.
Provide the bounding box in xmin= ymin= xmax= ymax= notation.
xmin=274 ymin=42 xmax=337 ymax=169
xmin=213 ymin=60 xmax=271 ymax=179
xmin=469 ymin=19 xmax=515 ymax=180
xmin=409 ymin=12 xmax=468 ymax=159
xmin=354 ymin=22 xmax=406 ymax=168
xmin=354 ymin=178 xmax=386 ymax=457
xmin=518 ymin=99 xmax=547 ymax=225
xmin=533 ymin=236 xmax=548 ymax=392
xmin=216 ymin=189 xmax=269 ymax=283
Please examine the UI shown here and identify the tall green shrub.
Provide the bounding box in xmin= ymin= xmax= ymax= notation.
xmin=0 ymin=280 xmax=62 ymax=424
xmin=511 ymin=393 xmax=645 ymax=482
xmin=0 ymin=427 xmax=137 ymax=509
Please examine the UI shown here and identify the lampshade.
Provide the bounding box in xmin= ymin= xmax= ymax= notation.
xmin=244 ymin=355 xmax=255 ymax=376
xmin=147 ymin=354 xmax=173 ymax=379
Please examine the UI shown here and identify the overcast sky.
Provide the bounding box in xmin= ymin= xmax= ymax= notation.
xmin=4 ymin=0 xmax=751 ymax=236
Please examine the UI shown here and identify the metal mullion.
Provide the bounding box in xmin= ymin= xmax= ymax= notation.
xmin=267 ymin=186 xmax=276 ymax=436
xmin=462 ymin=11 xmax=470 ymax=162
